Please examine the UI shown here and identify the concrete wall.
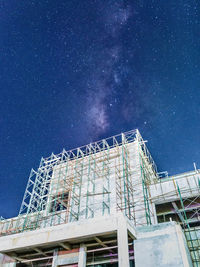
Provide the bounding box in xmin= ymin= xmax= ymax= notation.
xmin=52 ymin=249 xmax=79 ymax=266
xmin=47 ymin=141 xmax=150 ymax=226
xmin=134 ymin=222 xmax=193 ymax=267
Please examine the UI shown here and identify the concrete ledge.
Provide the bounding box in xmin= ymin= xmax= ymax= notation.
xmin=0 ymin=213 xmax=136 ymax=253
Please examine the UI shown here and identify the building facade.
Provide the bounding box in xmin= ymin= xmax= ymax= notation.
xmin=0 ymin=129 xmax=199 ymax=266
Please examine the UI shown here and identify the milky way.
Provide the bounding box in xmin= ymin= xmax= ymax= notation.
xmin=85 ymin=1 xmax=132 ymax=138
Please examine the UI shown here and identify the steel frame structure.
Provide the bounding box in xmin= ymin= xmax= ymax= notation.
xmin=0 ymin=129 xmax=159 ymax=236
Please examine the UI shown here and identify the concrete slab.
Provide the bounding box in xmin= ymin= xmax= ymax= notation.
xmin=0 ymin=213 xmax=136 ymax=254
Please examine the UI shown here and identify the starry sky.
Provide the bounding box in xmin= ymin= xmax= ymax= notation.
xmin=0 ymin=0 xmax=200 ymax=218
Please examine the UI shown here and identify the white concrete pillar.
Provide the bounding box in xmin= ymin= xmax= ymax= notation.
xmin=152 ymin=203 xmax=158 ymax=224
xmin=78 ymin=244 xmax=86 ymax=267
xmin=117 ymin=215 xmax=130 ymax=267
xmin=52 ymin=250 xmax=58 ymax=267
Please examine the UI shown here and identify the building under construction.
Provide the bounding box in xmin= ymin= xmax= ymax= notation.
xmin=0 ymin=129 xmax=200 ymax=266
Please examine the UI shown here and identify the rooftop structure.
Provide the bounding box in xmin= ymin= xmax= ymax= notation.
xmin=0 ymin=129 xmax=199 ymax=267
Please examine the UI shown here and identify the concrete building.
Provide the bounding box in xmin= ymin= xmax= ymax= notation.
xmin=0 ymin=129 xmax=199 ymax=267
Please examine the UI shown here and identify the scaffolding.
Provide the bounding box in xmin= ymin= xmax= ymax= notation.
xmin=176 ymin=183 xmax=200 ymax=266
xmin=151 ymin=171 xmax=200 ymax=267
xmin=0 ymin=129 xmax=158 ymax=236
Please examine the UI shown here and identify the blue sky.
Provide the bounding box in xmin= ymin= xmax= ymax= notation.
xmin=0 ymin=0 xmax=200 ymax=218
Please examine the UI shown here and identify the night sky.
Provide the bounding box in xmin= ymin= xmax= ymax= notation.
xmin=0 ymin=0 xmax=200 ymax=218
